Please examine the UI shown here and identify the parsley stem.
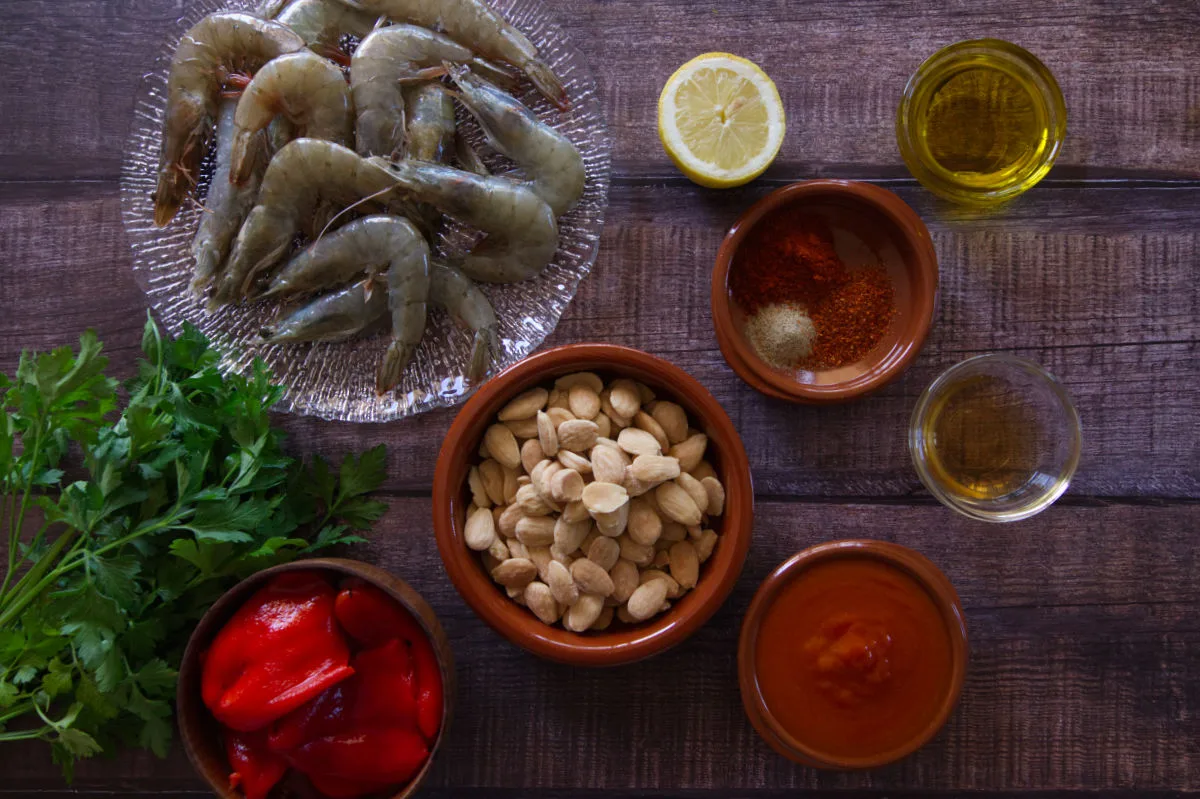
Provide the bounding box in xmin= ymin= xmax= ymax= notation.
xmin=0 ymin=727 xmax=50 ymax=742
xmin=0 ymin=701 xmax=36 ymax=726
xmin=1 ymin=427 xmax=43 ymax=600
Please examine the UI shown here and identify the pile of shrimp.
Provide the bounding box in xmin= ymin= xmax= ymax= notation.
xmin=153 ymin=0 xmax=585 ymax=395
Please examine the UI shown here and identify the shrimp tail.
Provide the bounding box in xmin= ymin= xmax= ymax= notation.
xmin=376 ymin=340 xmax=417 ymax=396
xmin=228 ymin=130 xmax=258 ymax=186
xmin=467 ymin=326 xmax=499 ymax=384
xmin=523 ymin=59 xmax=568 ymax=111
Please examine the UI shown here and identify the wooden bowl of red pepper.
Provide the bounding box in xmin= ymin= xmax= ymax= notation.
xmin=711 ymin=180 xmax=938 ymax=403
xmin=177 ymin=559 xmax=455 ymax=799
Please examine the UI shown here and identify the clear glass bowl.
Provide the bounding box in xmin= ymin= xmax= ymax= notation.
xmin=120 ymin=0 xmax=612 ymax=422
xmin=909 ymin=354 xmax=1081 ymax=522
xmin=896 ymin=39 xmax=1066 ymax=205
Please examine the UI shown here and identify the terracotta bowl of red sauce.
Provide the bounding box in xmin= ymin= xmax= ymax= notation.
xmin=433 ymin=344 xmax=754 ymax=666
xmin=738 ymin=540 xmax=968 ymax=769
xmin=177 ymin=558 xmax=455 ymax=799
xmin=712 ymin=180 xmax=939 ymax=403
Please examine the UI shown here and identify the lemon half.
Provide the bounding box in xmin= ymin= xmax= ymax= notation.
xmin=658 ymin=53 xmax=786 ymax=188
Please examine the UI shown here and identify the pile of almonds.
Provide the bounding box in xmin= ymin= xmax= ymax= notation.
xmin=463 ymin=371 xmax=726 ymax=632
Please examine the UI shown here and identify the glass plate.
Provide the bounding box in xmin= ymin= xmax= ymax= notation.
xmin=120 ymin=0 xmax=611 ymax=422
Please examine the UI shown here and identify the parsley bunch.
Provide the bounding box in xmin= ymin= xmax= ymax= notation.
xmin=0 ymin=317 xmax=387 ymax=778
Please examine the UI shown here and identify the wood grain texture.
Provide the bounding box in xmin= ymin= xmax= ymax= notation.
xmin=2 ymin=1 xmax=1200 ymax=180
xmin=1 ymin=184 xmax=1196 ymax=498
xmin=1 ymin=499 xmax=1197 ymax=792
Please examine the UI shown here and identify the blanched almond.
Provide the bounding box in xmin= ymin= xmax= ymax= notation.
xmin=633 ymin=411 xmax=670 ymax=451
xmin=465 ymin=506 xmax=497 ymax=551
xmin=677 ymin=472 xmax=709 ymax=515
xmin=555 ymin=371 xmax=604 ymax=393
xmin=550 ymin=468 xmax=584 ymax=504
xmin=487 ymin=537 xmax=510 ymax=563
xmin=478 ymin=438 xmax=490 ymax=459
xmin=610 ymin=558 xmax=639 ymax=603
xmin=516 ymin=516 xmax=555 ymax=547
xmin=669 ymin=433 xmax=708 ymax=473
xmin=546 ymin=560 xmax=579 ymax=605
xmin=630 ymin=454 xmax=681 ymax=486
xmin=608 ymin=378 xmax=641 ymax=420
xmin=701 ymin=476 xmax=725 ymax=516
xmin=635 ymin=381 xmax=656 ymax=405
xmin=531 ymin=459 xmax=561 ymax=500
xmin=652 ymin=550 xmax=671 ymax=568
xmin=591 ymin=444 xmax=628 ymax=484
xmin=627 ymin=497 xmax=663 ymax=546
xmin=618 ymin=534 xmax=654 ymax=567
xmin=553 ymin=515 xmax=591 ymax=552
xmin=503 ymin=417 xmax=539 ymax=440
xmin=594 ymin=413 xmax=612 ymax=439
xmin=651 ymin=401 xmax=688 ymax=444
xmin=640 ymin=569 xmax=682 ymax=599
xmin=515 ymin=483 xmax=554 ymax=516
xmin=561 ymin=499 xmax=589 ymax=523
xmin=524 ymin=581 xmax=559 ymax=624
xmin=617 ymin=427 xmax=662 ymax=457
xmin=627 ymin=579 xmax=669 ymax=621
xmin=502 ymin=465 xmax=520 ymax=504
xmin=536 ymin=410 xmax=558 ymax=456
xmin=520 ymin=438 xmax=545 ymax=474
xmin=528 ymin=546 xmax=552 ymax=582
xmin=547 ymin=407 xmax=576 ymax=428
xmin=564 ymin=593 xmax=604 ymax=632
xmin=491 ymin=558 xmax=536 ymax=588
xmin=591 ymin=605 xmax=614 ymax=631
xmin=479 ymin=459 xmax=506 ymax=506
xmin=506 ymin=539 xmax=530 ymax=560
xmin=557 ymin=419 xmax=599 ymax=452
xmin=506 ymin=585 xmax=525 ymax=604
xmin=593 ymin=502 xmax=629 ymax=537
xmin=571 ymin=558 xmax=615 ymax=596
xmin=696 ymin=529 xmax=719 ymax=563
xmin=622 ymin=465 xmax=656 ymax=498
xmin=579 ymin=527 xmax=600 ymax=556
xmin=660 ymin=520 xmax=688 ymax=542
xmin=581 ymin=481 xmax=629 ymax=514
xmin=556 ymin=449 xmax=592 ymax=475
xmin=616 ymin=605 xmax=637 ymax=624
xmin=485 ymin=424 xmax=521 ymax=471
xmin=498 ymin=387 xmax=548 ymax=421
xmin=690 ymin=460 xmax=718 ymax=482
xmin=655 ymin=481 xmax=703 ymax=526
xmin=547 ymin=387 xmax=570 ymax=410
xmin=587 ymin=536 xmax=621 ymax=571
xmin=468 ymin=466 xmax=491 ymax=508
xmin=567 ymin=383 xmax=601 ymax=419
xmin=497 ymin=503 xmax=524 ymax=538
xmin=600 ymin=389 xmax=631 ymax=428
xmin=669 ymin=540 xmax=700 ymax=589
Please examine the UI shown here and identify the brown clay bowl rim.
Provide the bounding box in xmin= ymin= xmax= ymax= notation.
xmin=177 ymin=558 xmax=456 ymax=799
xmin=433 ymin=344 xmax=754 ymax=667
xmin=711 ymin=180 xmax=939 ymax=404
xmin=737 ymin=540 xmax=968 ymax=769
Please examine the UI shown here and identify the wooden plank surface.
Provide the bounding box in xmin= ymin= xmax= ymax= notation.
xmin=0 ymin=0 xmax=1198 ymax=794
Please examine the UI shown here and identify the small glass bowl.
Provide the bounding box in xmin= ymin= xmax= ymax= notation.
xmin=896 ymin=39 xmax=1067 ymax=205
xmin=909 ymin=354 xmax=1081 ymax=522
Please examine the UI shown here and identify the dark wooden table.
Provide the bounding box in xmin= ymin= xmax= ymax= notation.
xmin=2 ymin=0 xmax=1199 ymax=796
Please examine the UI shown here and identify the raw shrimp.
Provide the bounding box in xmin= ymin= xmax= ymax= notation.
xmin=191 ymin=98 xmax=263 ymax=296
xmin=215 ymin=138 xmax=403 ymax=304
xmin=155 ymin=12 xmax=305 ymax=227
xmin=406 ymin=82 xmax=456 ymax=163
xmin=449 ymin=66 xmax=584 ymax=215
xmin=345 ymin=0 xmax=567 ymax=109
xmin=430 ymin=261 xmax=499 ymax=382
xmin=376 ymin=222 xmax=432 ymax=395
xmin=454 ymin=132 xmax=491 ymax=176
xmin=263 ymin=214 xmax=426 ymax=298
xmin=275 ymin=0 xmax=379 ymax=56
xmin=370 ymin=158 xmax=558 ymax=283
xmin=264 ymin=277 xmax=389 ymax=343
xmin=230 ymin=51 xmax=355 ymax=184
xmin=351 ymin=24 xmax=514 ymax=158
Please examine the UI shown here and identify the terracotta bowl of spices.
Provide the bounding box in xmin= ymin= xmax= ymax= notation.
xmin=712 ymin=180 xmax=938 ymax=403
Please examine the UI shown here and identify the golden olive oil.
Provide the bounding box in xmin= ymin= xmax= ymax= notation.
xmin=897 ymin=40 xmax=1066 ymax=204
xmin=921 ymin=374 xmax=1046 ymax=502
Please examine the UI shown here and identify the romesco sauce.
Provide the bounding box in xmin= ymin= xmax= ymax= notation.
xmin=754 ymin=557 xmax=954 ymax=760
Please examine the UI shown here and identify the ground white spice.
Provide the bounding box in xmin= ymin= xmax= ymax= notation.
xmin=744 ymin=303 xmax=817 ymax=369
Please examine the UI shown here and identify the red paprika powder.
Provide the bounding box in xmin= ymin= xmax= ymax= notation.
xmin=729 ymin=209 xmax=896 ymax=369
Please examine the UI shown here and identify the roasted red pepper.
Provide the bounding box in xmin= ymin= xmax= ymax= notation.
xmin=334 ymin=580 xmax=427 ymax=648
xmin=334 ymin=581 xmax=442 ymax=741
xmin=225 ymin=729 xmax=287 ymax=799
xmin=203 ymin=571 xmax=355 ymax=731
xmin=288 ymin=727 xmax=429 ymax=785
xmin=267 ymin=639 xmax=417 ymax=752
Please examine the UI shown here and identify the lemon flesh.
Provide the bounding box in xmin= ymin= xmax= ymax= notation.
xmin=658 ymin=53 xmax=786 ymax=188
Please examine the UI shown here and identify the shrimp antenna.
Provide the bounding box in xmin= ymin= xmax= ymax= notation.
xmin=314 ymin=185 xmax=401 ymax=243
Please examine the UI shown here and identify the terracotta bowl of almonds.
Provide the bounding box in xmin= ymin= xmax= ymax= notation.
xmin=433 ymin=344 xmax=754 ymax=666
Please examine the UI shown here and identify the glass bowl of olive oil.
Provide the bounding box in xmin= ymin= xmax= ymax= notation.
xmin=910 ymin=354 xmax=1081 ymax=522
xmin=897 ymin=39 xmax=1066 ymax=205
